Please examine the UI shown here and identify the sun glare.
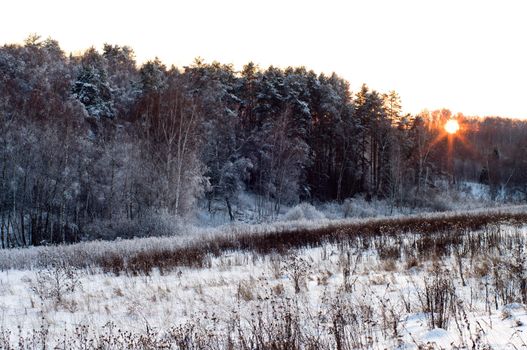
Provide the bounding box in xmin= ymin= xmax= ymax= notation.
xmin=445 ymin=119 xmax=460 ymax=134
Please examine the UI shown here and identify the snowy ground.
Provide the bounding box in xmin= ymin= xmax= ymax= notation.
xmin=1 ymin=207 xmax=527 ymax=348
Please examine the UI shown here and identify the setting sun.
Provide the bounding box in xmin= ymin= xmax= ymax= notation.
xmin=445 ymin=119 xmax=460 ymax=134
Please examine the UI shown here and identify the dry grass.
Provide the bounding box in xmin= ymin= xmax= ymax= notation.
xmin=1 ymin=207 xmax=527 ymax=348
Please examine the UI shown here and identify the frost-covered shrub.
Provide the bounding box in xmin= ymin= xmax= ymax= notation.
xmin=282 ymin=203 xmax=326 ymax=221
xmin=29 ymin=257 xmax=81 ymax=305
xmin=134 ymin=211 xmax=187 ymax=237
xmin=282 ymin=254 xmax=311 ymax=293
xmin=408 ymin=191 xmax=453 ymax=212
xmin=342 ymin=197 xmax=378 ymax=218
xmin=341 ymin=196 xmax=404 ymax=218
xmin=341 ymin=192 xmax=454 ymax=218
xmin=83 ymin=210 xmax=185 ymax=240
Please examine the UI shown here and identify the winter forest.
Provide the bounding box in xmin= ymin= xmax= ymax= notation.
xmin=1 ymin=36 xmax=527 ymax=248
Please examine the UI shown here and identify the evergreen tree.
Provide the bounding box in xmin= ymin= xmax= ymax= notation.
xmin=72 ymin=48 xmax=115 ymax=119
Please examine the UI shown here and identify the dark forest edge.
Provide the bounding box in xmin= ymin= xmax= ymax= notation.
xmin=1 ymin=35 xmax=527 ymax=248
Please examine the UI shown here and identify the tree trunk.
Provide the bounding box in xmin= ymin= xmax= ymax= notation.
xmin=0 ymin=214 xmax=4 ymax=249
xmin=225 ymin=197 xmax=234 ymax=221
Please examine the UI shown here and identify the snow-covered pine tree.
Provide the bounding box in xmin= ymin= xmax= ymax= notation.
xmin=72 ymin=48 xmax=115 ymax=119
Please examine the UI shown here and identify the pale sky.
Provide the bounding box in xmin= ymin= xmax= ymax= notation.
xmin=2 ymin=0 xmax=526 ymax=118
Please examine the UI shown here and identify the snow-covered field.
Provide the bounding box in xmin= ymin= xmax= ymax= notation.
xmin=1 ymin=206 xmax=527 ymax=349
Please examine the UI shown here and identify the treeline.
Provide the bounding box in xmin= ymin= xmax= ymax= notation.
xmin=1 ymin=36 xmax=526 ymax=247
